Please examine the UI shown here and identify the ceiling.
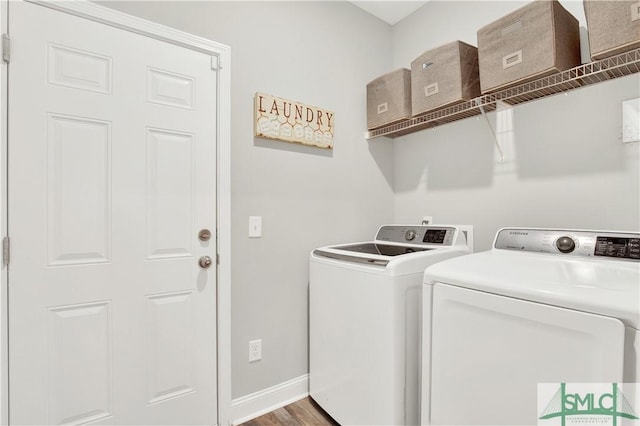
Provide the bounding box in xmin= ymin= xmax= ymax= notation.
xmin=350 ymin=1 xmax=429 ymax=25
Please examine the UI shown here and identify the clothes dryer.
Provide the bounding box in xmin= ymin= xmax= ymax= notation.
xmin=310 ymin=225 xmax=472 ymax=426
xmin=421 ymin=228 xmax=640 ymax=425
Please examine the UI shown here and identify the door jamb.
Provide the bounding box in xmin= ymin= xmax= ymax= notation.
xmin=0 ymin=1 xmax=8 ymax=424
xmin=0 ymin=1 xmax=232 ymax=424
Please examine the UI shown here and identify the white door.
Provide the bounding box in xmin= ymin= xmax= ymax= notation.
xmin=429 ymin=283 xmax=625 ymax=425
xmin=7 ymin=2 xmax=218 ymax=424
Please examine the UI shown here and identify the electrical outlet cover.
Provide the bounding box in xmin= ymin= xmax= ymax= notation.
xmin=249 ymin=339 xmax=262 ymax=362
xmin=623 ymin=98 xmax=640 ymax=143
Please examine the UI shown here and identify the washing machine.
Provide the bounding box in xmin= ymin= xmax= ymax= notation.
xmin=309 ymin=225 xmax=472 ymax=426
xmin=421 ymin=228 xmax=640 ymax=425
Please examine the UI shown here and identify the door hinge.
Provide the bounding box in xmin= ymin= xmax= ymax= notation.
xmin=2 ymin=34 xmax=10 ymax=64
xmin=2 ymin=237 xmax=9 ymax=266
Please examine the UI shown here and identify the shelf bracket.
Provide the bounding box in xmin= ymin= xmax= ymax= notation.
xmin=476 ymin=100 xmax=504 ymax=163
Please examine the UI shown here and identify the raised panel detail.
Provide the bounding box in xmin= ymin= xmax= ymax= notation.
xmin=146 ymin=291 xmax=196 ymax=404
xmin=48 ymin=44 xmax=112 ymax=94
xmin=147 ymin=67 xmax=195 ymax=110
xmin=48 ymin=114 xmax=111 ymax=266
xmin=146 ymin=128 xmax=194 ymax=259
xmin=48 ymin=301 xmax=113 ymax=425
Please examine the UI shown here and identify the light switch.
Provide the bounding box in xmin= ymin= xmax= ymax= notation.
xmin=249 ymin=216 xmax=262 ymax=238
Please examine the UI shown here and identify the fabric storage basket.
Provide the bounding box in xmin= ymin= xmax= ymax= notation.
xmin=477 ymin=0 xmax=581 ymax=94
xmin=584 ymin=0 xmax=640 ymax=60
xmin=367 ymin=69 xmax=411 ymax=130
xmin=411 ymin=41 xmax=480 ymax=116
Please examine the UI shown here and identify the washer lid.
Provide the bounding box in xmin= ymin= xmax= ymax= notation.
xmin=423 ymin=250 xmax=640 ymax=328
xmin=312 ymin=243 xmax=433 ymax=267
xmin=320 ymin=242 xmax=432 ymax=256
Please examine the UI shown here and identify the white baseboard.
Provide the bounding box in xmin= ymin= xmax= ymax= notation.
xmin=230 ymin=374 xmax=309 ymax=425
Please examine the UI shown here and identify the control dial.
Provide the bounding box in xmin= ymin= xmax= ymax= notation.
xmin=405 ymin=230 xmax=416 ymax=241
xmin=555 ymin=236 xmax=576 ymax=253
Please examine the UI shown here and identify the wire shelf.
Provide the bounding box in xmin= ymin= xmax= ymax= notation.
xmin=366 ymin=48 xmax=640 ymax=139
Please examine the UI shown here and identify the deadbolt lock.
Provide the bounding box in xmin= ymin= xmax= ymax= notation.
xmin=198 ymin=229 xmax=212 ymax=242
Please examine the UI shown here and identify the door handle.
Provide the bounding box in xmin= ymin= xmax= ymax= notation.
xmin=198 ymin=256 xmax=213 ymax=269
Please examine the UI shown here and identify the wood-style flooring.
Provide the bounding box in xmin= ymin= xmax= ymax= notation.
xmin=239 ymin=397 xmax=339 ymax=426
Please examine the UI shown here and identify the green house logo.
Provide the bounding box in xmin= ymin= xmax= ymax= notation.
xmin=539 ymin=383 xmax=639 ymax=425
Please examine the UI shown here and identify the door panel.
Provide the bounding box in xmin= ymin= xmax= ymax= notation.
xmin=47 ymin=301 xmax=113 ymax=425
xmin=48 ymin=43 xmax=113 ymax=95
xmin=8 ymin=2 xmax=218 ymax=424
xmin=145 ymin=128 xmax=195 ymax=260
xmin=47 ymin=113 xmax=112 ymax=266
xmin=146 ymin=67 xmax=195 ymax=110
xmin=146 ymin=291 xmax=196 ymax=405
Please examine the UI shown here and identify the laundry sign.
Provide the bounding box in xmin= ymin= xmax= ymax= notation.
xmin=254 ymin=92 xmax=334 ymax=149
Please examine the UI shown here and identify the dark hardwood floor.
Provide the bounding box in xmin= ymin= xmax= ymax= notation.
xmin=239 ymin=397 xmax=339 ymax=426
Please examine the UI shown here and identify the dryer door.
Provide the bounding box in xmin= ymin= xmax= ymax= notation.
xmin=429 ymin=283 xmax=625 ymax=425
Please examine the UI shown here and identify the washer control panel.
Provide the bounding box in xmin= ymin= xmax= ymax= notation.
xmin=495 ymin=228 xmax=640 ymax=260
xmin=376 ymin=225 xmax=458 ymax=246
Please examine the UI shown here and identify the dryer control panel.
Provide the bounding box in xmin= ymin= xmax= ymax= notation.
xmin=495 ymin=228 xmax=640 ymax=260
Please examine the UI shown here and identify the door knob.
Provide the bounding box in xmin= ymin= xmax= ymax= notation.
xmin=198 ymin=256 xmax=213 ymax=269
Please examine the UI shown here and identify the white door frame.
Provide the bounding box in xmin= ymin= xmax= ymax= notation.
xmin=0 ymin=1 xmax=232 ymax=424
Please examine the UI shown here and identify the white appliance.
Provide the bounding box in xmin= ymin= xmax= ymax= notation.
xmin=421 ymin=228 xmax=640 ymax=425
xmin=310 ymin=225 xmax=472 ymax=426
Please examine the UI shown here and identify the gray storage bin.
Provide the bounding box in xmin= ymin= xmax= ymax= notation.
xmin=584 ymin=0 xmax=640 ymax=60
xmin=411 ymin=41 xmax=480 ymax=116
xmin=366 ymin=69 xmax=411 ymax=130
xmin=477 ymin=0 xmax=581 ymax=93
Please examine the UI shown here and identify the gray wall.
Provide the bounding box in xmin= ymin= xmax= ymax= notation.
xmin=98 ymin=1 xmax=395 ymax=398
xmin=101 ymin=0 xmax=640 ymax=401
xmin=391 ymin=1 xmax=640 ymax=250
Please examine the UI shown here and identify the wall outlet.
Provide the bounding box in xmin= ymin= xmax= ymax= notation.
xmin=422 ymin=216 xmax=433 ymax=225
xmin=622 ymin=98 xmax=640 ymax=143
xmin=249 ymin=339 xmax=262 ymax=363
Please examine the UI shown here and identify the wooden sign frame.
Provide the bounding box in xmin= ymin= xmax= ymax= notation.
xmin=254 ymin=92 xmax=334 ymax=149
